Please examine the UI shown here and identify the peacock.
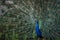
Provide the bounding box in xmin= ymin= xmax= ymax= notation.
xmin=0 ymin=0 xmax=60 ymax=40
xmin=36 ymin=20 xmax=44 ymax=40
xmin=36 ymin=20 xmax=42 ymax=38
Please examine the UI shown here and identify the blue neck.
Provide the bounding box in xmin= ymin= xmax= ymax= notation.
xmin=36 ymin=21 xmax=42 ymax=37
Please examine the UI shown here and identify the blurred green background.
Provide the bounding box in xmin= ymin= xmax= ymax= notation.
xmin=0 ymin=0 xmax=60 ymax=40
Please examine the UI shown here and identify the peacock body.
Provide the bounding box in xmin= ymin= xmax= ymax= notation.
xmin=36 ymin=20 xmax=42 ymax=38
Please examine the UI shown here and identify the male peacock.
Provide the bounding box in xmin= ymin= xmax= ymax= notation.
xmin=36 ymin=20 xmax=44 ymax=40
xmin=0 ymin=0 xmax=60 ymax=40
